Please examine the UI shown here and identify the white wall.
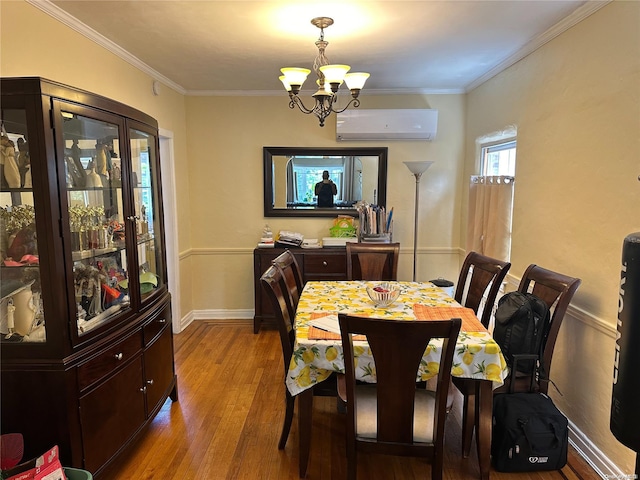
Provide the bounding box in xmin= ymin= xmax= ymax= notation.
xmin=464 ymin=2 xmax=640 ymax=474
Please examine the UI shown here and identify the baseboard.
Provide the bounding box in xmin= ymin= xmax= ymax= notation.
xmin=568 ymin=418 xmax=627 ymax=478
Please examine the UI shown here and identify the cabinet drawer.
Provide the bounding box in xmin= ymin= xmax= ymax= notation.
xmin=78 ymin=331 xmax=142 ymax=391
xmin=143 ymin=307 xmax=171 ymax=346
xmin=304 ymin=254 xmax=346 ymax=277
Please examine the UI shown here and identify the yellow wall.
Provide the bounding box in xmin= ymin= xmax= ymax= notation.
xmin=0 ymin=0 xmax=194 ymax=318
xmin=184 ymin=93 xmax=465 ymax=312
xmin=465 ymin=2 xmax=640 ymax=472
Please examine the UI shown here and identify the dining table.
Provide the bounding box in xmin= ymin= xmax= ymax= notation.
xmin=285 ymin=280 xmax=508 ymax=479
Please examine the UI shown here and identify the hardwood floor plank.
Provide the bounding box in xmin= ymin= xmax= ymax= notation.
xmin=101 ymin=324 xmax=599 ymax=480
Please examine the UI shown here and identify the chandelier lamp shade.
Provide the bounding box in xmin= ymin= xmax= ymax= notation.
xmin=404 ymin=161 xmax=434 ymax=282
xmin=279 ymin=17 xmax=370 ymax=127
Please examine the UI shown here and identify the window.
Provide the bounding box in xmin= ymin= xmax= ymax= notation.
xmin=292 ymin=165 xmax=343 ymax=203
xmin=481 ymin=140 xmax=516 ymax=176
xmin=467 ymin=137 xmax=516 ymax=262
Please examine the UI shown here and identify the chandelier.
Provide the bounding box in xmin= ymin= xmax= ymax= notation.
xmin=279 ymin=17 xmax=370 ymax=127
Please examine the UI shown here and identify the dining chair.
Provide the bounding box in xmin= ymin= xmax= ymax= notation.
xmin=449 ymin=252 xmax=511 ymax=457
xmin=338 ymin=313 xmax=461 ymax=480
xmin=260 ymin=265 xmax=340 ymax=449
xmin=498 ymin=264 xmax=581 ymax=395
xmin=459 ymin=263 xmax=581 ymax=458
xmin=271 ymin=249 xmax=304 ymax=320
xmin=346 ymin=242 xmax=400 ymax=281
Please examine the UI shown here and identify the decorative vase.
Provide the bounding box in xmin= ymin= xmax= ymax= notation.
xmin=8 ymin=281 xmax=37 ymax=336
xmin=95 ymin=143 xmax=108 ymax=176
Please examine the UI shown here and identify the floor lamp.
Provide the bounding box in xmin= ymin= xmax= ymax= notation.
xmin=404 ymin=161 xmax=434 ymax=282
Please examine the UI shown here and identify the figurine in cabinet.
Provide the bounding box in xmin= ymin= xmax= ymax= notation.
xmin=16 ymin=137 xmax=31 ymax=188
xmin=1 ymin=134 xmax=21 ymax=188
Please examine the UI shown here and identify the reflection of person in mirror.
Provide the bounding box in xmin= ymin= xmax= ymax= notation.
xmin=315 ymin=170 xmax=337 ymax=207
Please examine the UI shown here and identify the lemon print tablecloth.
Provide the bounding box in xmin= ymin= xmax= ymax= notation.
xmin=285 ymin=281 xmax=508 ymax=396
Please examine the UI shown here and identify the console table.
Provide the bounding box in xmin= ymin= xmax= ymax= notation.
xmin=253 ymin=247 xmax=347 ymax=333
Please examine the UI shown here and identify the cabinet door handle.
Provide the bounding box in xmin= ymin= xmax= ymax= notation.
xmin=322 ymin=261 xmax=328 ymax=266
xmin=114 ymin=353 xmax=123 ymax=361
xmin=157 ymin=318 xmax=166 ymax=324
xmin=126 ymin=215 xmax=140 ymax=221
xmin=139 ymin=386 xmax=147 ymax=393
xmin=146 ymin=379 xmax=154 ymax=385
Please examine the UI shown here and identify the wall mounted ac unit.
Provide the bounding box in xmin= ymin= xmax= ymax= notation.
xmin=336 ymin=109 xmax=438 ymax=141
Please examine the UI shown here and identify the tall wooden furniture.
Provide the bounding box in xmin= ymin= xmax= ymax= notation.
xmin=0 ymin=78 xmax=177 ymax=476
xmin=253 ymin=247 xmax=348 ymax=333
xmin=345 ymin=242 xmax=400 ymax=281
xmin=338 ymin=314 xmax=461 ymax=480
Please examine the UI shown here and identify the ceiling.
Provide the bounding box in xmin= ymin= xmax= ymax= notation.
xmin=40 ymin=0 xmax=607 ymax=95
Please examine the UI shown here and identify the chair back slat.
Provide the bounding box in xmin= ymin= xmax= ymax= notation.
xmin=260 ymin=265 xmax=295 ymax=372
xmin=454 ymin=251 xmax=511 ymax=327
xmin=346 ymin=243 xmax=400 ymax=281
xmin=271 ymin=250 xmax=304 ymax=320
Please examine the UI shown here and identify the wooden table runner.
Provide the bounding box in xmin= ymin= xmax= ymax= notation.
xmin=307 ymin=312 xmax=366 ymax=341
xmin=307 ymin=306 xmax=485 ymax=340
xmin=412 ymin=305 xmax=485 ymax=332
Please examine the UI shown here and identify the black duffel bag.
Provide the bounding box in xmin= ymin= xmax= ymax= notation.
xmin=492 ymin=392 xmax=568 ymax=472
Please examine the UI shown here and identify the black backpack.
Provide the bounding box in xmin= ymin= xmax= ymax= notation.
xmin=493 ymin=291 xmax=550 ymax=376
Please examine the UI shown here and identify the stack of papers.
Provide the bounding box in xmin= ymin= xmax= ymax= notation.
xmin=322 ymin=237 xmax=356 ymax=247
xmin=276 ymin=230 xmax=304 ymax=247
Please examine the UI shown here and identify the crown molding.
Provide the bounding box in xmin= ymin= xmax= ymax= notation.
xmin=185 ymin=87 xmax=465 ymax=97
xmin=465 ymin=0 xmax=612 ymax=92
xmin=27 ymin=0 xmax=186 ymax=95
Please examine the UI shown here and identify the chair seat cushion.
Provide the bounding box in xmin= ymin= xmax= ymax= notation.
xmin=355 ymin=385 xmax=436 ymax=443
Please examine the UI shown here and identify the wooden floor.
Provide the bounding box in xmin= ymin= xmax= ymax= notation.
xmin=102 ymin=321 xmax=601 ymax=480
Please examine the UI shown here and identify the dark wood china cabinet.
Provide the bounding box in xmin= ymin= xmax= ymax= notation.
xmin=0 ymin=77 xmax=177 ymax=476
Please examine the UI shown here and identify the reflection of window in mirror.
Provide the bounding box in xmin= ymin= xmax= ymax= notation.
xmin=271 ymin=153 xmax=378 ymax=209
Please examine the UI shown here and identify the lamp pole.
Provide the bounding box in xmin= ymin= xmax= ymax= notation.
xmin=404 ymin=161 xmax=434 ymax=282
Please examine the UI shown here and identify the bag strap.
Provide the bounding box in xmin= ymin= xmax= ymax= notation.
xmin=519 ymin=415 xmax=562 ymax=453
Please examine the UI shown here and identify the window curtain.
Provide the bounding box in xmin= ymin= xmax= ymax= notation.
xmin=286 ymin=160 xmax=294 ymax=203
xmin=342 ymin=156 xmax=355 ymax=202
xmin=466 ymin=175 xmax=515 ymax=261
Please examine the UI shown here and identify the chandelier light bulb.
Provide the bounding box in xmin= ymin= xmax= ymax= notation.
xmin=319 ymin=64 xmax=351 ymax=85
xmin=344 ymin=72 xmax=370 ymax=91
xmin=279 ymin=75 xmax=292 ymax=92
xmin=280 ymin=67 xmax=311 ymax=91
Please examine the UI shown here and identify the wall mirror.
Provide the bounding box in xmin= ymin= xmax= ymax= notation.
xmin=263 ymin=146 xmax=388 ymax=218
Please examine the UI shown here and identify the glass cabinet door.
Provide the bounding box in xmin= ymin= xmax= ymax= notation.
xmin=0 ymin=109 xmax=46 ymax=343
xmin=130 ymin=127 xmax=165 ymax=301
xmin=60 ymin=107 xmax=132 ymax=336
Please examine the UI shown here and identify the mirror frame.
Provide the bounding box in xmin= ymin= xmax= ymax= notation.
xmin=263 ymin=146 xmax=388 ymax=218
